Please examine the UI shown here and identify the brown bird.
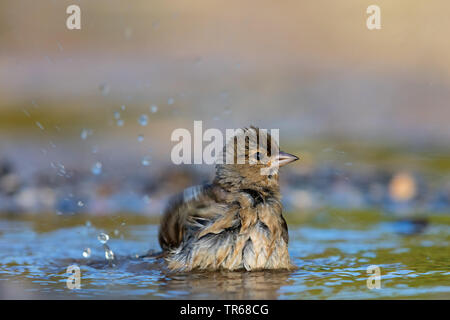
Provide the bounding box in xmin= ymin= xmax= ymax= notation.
xmin=157 ymin=127 xmax=298 ymax=271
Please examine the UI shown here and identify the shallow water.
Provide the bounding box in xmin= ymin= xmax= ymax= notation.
xmin=0 ymin=211 xmax=449 ymax=299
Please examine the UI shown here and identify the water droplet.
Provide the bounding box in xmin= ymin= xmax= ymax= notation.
xmin=99 ymin=83 xmax=110 ymax=96
xmin=139 ymin=114 xmax=148 ymax=126
xmin=114 ymin=111 xmax=120 ymax=119
xmin=114 ymin=229 xmax=119 ymax=236
xmin=36 ymin=122 xmax=44 ymax=130
xmin=143 ymin=195 xmax=152 ymax=204
xmin=167 ymin=98 xmax=174 ymax=105
xmin=86 ymin=220 xmax=92 ymax=228
xmin=78 ymin=200 xmax=84 ymax=207
xmin=97 ymin=233 xmax=109 ymax=244
xmin=116 ymin=119 xmax=124 ymax=127
xmin=141 ymin=156 xmax=151 ymax=166
xmin=105 ymin=248 xmax=115 ymax=260
xmin=82 ymin=248 xmax=91 ymax=258
xmin=150 ymin=105 xmax=158 ymax=113
xmin=91 ymin=145 xmax=98 ymax=154
xmin=91 ymin=162 xmax=102 ymax=175
xmin=137 ymin=134 xmax=144 ymax=142
xmin=121 ymin=105 xmax=126 ymax=110
xmin=81 ymin=129 xmax=92 ymax=140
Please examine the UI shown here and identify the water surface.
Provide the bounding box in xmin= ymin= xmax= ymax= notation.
xmin=0 ymin=211 xmax=449 ymax=299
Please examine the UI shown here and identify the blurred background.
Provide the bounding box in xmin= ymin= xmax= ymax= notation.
xmin=0 ymin=0 xmax=450 ymax=300
xmin=0 ymin=0 xmax=449 ymax=216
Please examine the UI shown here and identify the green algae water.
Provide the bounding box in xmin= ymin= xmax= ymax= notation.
xmin=0 ymin=210 xmax=449 ymax=299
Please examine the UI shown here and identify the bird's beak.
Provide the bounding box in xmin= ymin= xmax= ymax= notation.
xmin=276 ymin=151 xmax=299 ymax=167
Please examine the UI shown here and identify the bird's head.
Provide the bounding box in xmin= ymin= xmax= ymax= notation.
xmin=214 ymin=127 xmax=298 ymax=195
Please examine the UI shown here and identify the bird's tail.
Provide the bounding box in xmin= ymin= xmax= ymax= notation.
xmin=158 ymin=193 xmax=187 ymax=252
xmin=158 ymin=185 xmax=210 ymax=252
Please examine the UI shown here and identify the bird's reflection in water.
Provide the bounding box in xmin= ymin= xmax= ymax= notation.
xmin=62 ymin=256 xmax=294 ymax=299
xmin=160 ymin=269 xmax=294 ymax=299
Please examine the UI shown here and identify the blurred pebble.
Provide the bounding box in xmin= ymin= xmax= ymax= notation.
xmin=389 ymin=172 xmax=416 ymax=202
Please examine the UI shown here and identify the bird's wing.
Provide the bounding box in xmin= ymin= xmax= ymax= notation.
xmin=158 ymin=184 xmax=233 ymax=251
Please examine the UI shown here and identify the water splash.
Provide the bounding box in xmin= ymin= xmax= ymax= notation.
xmin=139 ymin=114 xmax=148 ymax=126
xmin=97 ymin=233 xmax=109 ymax=244
xmin=82 ymin=248 xmax=91 ymax=258
xmin=36 ymin=122 xmax=44 ymax=130
xmin=150 ymin=105 xmax=158 ymax=113
xmin=51 ymin=162 xmax=68 ymax=177
xmin=99 ymin=83 xmax=110 ymax=96
xmin=143 ymin=195 xmax=151 ymax=204
xmin=91 ymin=162 xmax=102 ymax=175
xmin=104 ymin=245 xmax=115 ymax=261
xmin=80 ymin=129 xmax=92 ymax=140
xmin=168 ymin=98 xmax=174 ymax=105
xmin=137 ymin=134 xmax=144 ymax=142
xmin=141 ymin=156 xmax=151 ymax=166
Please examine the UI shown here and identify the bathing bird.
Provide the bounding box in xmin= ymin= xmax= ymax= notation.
xmin=157 ymin=127 xmax=298 ymax=271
